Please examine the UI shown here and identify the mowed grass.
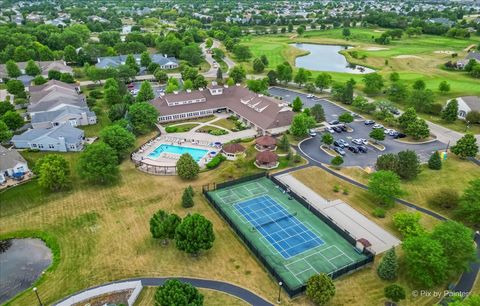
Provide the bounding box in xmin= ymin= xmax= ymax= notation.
xmin=241 ymin=28 xmax=480 ymax=106
xmin=290 ymin=166 xmax=447 ymax=306
xmin=338 ymin=155 xmax=480 ymax=222
xmin=134 ymin=287 xmax=249 ymax=306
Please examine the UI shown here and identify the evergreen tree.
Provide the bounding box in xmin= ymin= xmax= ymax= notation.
xmin=216 ymin=67 xmax=223 ymax=81
xmin=136 ymin=81 xmax=154 ymax=103
xmin=175 ymin=213 xmax=215 ymax=255
xmin=125 ymin=54 xmax=139 ymax=73
xmin=278 ymin=134 xmax=290 ymax=151
xmin=441 ymin=99 xmax=458 ymax=122
xmin=182 ymin=187 xmax=194 ymax=208
xmin=310 ymin=104 xmax=326 ymax=122
xmin=396 ymin=150 xmax=420 ymax=180
xmin=451 ymin=133 xmax=478 ymax=158
xmin=384 ymin=284 xmax=406 ymax=303
xmin=292 ymin=96 xmax=303 ymax=112
xmin=428 ymin=151 xmax=442 ymax=170
xmin=252 ymin=58 xmax=265 ymax=73
xmin=377 ymin=248 xmax=398 ymax=280
xmin=5 ymin=60 xmax=21 ymax=78
xmin=140 ymin=51 xmax=151 ymax=67
xmin=150 ymin=210 xmax=181 ymax=245
xmin=155 ymin=279 xmax=203 ymax=306
xmin=260 ymin=54 xmax=269 ymax=66
xmin=176 ymin=153 xmax=200 ymax=180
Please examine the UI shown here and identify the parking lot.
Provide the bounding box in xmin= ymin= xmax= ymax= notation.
xmin=268 ymin=87 xmax=446 ymax=167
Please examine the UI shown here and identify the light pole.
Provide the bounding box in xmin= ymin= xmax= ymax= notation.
xmin=33 ymin=287 xmax=43 ymax=306
xmin=277 ymin=281 xmax=283 ymax=304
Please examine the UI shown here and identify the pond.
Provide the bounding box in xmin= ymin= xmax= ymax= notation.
xmin=0 ymin=238 xmax=52 ymax=304
xmin=290 ymin=43 xmax=375 ymax=74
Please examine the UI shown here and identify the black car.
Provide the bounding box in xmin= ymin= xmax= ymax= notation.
xmin=394 ymin=132 xmax=407 ymax=139
xmin=357 ymin=145 xmax=368 ymax=153
xmin=340 ymin=125 xmax=348 ymax=132
xmin=334 ymin=147 xmax=346 ymax=156
xmin=332 ymin=126 xmax=342 ymax=133
xmin=348 ymin=146 xmax=359 ymax=153
xmin=334 ymin=140 xmax=345 ymax=148
xmin=390 ymin=109 xmax=400 ymax=115
xmin=364 ymin=120 xmax=375 ymax=125
xmin=329 ymin=120 xmax=340 ymax=125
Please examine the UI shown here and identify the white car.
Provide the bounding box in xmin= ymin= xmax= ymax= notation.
xmin=309 ymin=129 xmax=317 ymax=137
xmin=372 ymin=124 xmax=384 ymax=129
xmin=361 ymin=138 xmax=368 ymax=145
xmin=326 ymin=127 xmax=335 ymax=134
xmin=307 ymin=94 xmax=314 ymax=98
xmin=352 ymin=138 xmax=363 ymax=145
xmin=384 ymin=128 xmax=395 ymax=134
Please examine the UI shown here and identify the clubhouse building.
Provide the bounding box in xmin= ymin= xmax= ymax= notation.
xmin=150 ymin=83 xmax=295 ymax=135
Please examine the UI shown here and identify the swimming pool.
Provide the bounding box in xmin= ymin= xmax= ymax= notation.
xmin=147 ymin=144 xmax=209 ymax=162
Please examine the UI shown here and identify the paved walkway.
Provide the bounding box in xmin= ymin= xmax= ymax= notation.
xmin=280 ymin=146 xmax=480 ymax=298
xmin=55 ymin=277 xmax=274 ymax=306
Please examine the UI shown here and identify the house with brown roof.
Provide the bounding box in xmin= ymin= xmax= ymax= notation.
xmin=255 ymin=135 xmax=277 ymax=151
xmin=150 ymin=83 xmax=295 ymax=136
xmin=255 ymin=151 xmax=279 ymax=169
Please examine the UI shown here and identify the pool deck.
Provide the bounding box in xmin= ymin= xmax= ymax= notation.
xmin=132 ymin=135 xmax=220 ymax=168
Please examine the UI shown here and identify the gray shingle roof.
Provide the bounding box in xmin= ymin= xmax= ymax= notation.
xmin=460 ymin=96 xmax=480 ymax=112
xmin=0 ymin=145 xmax=27 ymax=171
xmin=96 ymin=54 xmax=178 ymax=68
xmin=31 ymin=106 xmax=93 ymax=124
xmin=12 ymin=123 xmax=84 ymax=143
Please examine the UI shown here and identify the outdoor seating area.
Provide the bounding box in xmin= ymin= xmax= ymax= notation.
xmin=131 ymin=135 xmax=222 ymax=175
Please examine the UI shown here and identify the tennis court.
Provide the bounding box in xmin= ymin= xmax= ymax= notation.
xmin=207 ymin=177 xmax=371 ymax=294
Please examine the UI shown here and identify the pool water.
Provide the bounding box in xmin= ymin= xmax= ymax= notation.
xmin=148 ymin=144 xmax=209 ymax=162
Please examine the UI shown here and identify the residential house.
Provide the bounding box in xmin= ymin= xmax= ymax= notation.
xmin=0 ymin=60 xmax=73 ymax=83
xmin=27 ymin=80 xmax=96 ymax=127
xmin=448 ymin=96 xmax=480 ymax=119
xmin=11 ymin=123 xmax=85 ymax=152
xmin=150 ymin=82 xmax=295 ymax=135
xmin=456 ymin=51 xmax=480 ymax=69
xmin=96 ymin=54 xmax=179 ymax=70
xmin=0 ymin=145 xmax=29 ymax=184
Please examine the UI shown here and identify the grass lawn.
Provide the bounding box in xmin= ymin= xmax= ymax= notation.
xmin=290 ymin=166 xmax=449 ymax=306
xmin=165 ymin=123 xmax=199 ymax=133
xmin=134 ymin=287 xmax=249 ymax=306
xmin=165 ymin=115 xmax=215 ymax=125
xmin=197 ymin=125 xmax=229 ymax=134
xmin=211 ymin=118 xmax=237 ymax=131
xmin=337 ymin=155 xmax=480 ymax=223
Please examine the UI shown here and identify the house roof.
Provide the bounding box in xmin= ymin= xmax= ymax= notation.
xmin=28 ymin=80 xmax=86 ymax=113
xmin=255 ymin=135 xmax=277 ymax=146
xmin=96 ymin=54 xmax=178 ymax=68
xmin=256 ymin=151 xmax=278 ymax=163
xmin=12 ymin=123 xmax=84 ymax=144
xmin=0 ymin=61 xmax=72 ymax=78
xmin=151 ymin=86 xmax=294 ymax=131
xmin=459 ymin=96 xmax=480 ymax=112
xmin=466 ymin=52 xmax=480 ymax=61
xmin=0 ymin=145 xmax=27 ymax=171
xmin=222 ymin=143 xmax=246 ymax=154
xmin=31 ymin=106 xmax=95 ymax=124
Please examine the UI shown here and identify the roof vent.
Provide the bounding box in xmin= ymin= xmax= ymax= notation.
xmin=211 ymin=81 xmax=217 ymax=86
xmin=186 ymin=89 xmax=191 ymax=93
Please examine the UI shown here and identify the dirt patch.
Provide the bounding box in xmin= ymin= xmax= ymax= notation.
xmin=393 ymin=55 xmax=422 ymax=59
xmin=464 ymin=44 xmax=477 ymax=52
xmin=72 ymin=289 xmax=133 ymax=306
xmin=364 ymin=47 xmax=389 ymax=51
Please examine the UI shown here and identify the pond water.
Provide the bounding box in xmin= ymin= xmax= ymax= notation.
xmin=291 ymin=43 xmax=375 ymax=74
xmin=0 ymin=238 xmax=52 ymax=304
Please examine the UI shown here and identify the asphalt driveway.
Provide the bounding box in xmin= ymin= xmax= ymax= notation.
xmin=269 ymin=87 xmax=446 ymax=167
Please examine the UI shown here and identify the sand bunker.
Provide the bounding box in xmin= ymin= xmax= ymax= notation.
xmin=365 ymin=47 xmax=389 ymax=51
xmin=434 ymin=50 xmax=456 ymax=54
xmin=393 ymin=55 xmax=421 ymax=59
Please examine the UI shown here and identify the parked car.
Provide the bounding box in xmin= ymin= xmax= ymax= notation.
xmin=352 ymin=138 xmax=362 ymax=145
xmin=334 ymin=140 xmax=345 ymax=148
xmin=326 ymin=127 xmax=335 ymax=133
xmin=390 ymin=108 xmax=400 ymax=115
xmin=307 ymin=94 xmax=314 ymax=98
xmin=348 ymin=146 xmax=359 ymax=153
xmin=334 ymin=147 xmax=346 ymax=156
xmin=364 ymin=120 xmax=375 ymax=125
xmin=351 ymin=112 xmax=360 ymax=118
xmin=339 ymin=125 xmax=348 ymax=132
xmin=372 ymin=124 xmax=384 ymax=129
xmin=309 ymin=129 xmax=317 ymax=137
xmin=357 ymin=145 xmax=368 ymax=153
xmin=384 ymin=128 xmax=395 ymax=134
xmin=338 ymin=139 xmax=349 ymax=147
xmin=332 ymin=126 xmax=342 ymax=133
xmin=394 ymin=132 xmax=407 ymax=139
xmin=329 ymin=119 xmax=340 ymax=125
xmin=360 ymin=138 xmax=368 ymax=145
xmin=388 ymin=130 xmax=398 ymax=136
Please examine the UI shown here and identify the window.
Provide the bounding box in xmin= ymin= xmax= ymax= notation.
xmin=31 ymin=144 xmax=37 ymax=148
xmin=38 ymin=144 xmax=44 ymax=149
xmin=48 ymin=144 xmax=55 ymax=149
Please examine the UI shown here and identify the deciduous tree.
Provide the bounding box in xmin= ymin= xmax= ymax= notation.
xmin=154 ymin=279 xmax=203 ymax=306
xmin=176 ymin=153 xmax=200 ymax=180
xmin=315 ymin=73 xmax=332 ymax=92
xmin=25 ymin=60 xmax=41 ymax=76
xmin=35 ymin=154 xmax=71 ymax=191
xmin=441 ymin=99 xmax=458 ymax=122
xmin=455 ymin=179 xmax=480 ymax=228
xmin=77 ymin=142 xmax=119 ymax=184
xmin=393 ymin=211 xmax=424 ymax=238
xmin=451 ymin=134 xmax=478 ymax=158
xmin=292 ymin=96 xmax=303 ymax=112
xmin=368 ymin=170 xmax=403 ymax=207
xmin=127 ymin=102 xmax=159 ymax=135
xmin=306 ymin=273 xmax=335 ymax=306
xmin=384 ymin=284 xmax=406 ymax=303
xmin=99 ymin=125 xmax=135 ymax=159
xmin=136 ymin=81 xmax=155 ymax=103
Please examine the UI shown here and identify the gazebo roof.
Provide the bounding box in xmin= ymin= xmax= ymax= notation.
xmin=256 ymin=151 xmax=278 ymax=163
xmin=222 ymin=143 xmax=246 ymax=154
xmin=255 ymin=135 xmax=276 ymax=146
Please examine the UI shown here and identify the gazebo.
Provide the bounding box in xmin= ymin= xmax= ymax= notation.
xmin=255 ymin=151 xmax=279 ymax=169
xmin=255 ymin=135 xmax=277 ymax=151
xmin=221 ymin=143 xmax=246 ymax=160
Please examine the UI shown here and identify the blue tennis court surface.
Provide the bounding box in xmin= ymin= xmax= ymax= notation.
xmin=234 ymin=195 xmax=324 ymax=259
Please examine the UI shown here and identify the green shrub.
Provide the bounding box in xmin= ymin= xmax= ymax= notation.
xmin=86 ymin=97 xmax=96 ymax=107
xmin=165 ymin=126 xmax=178 ymax=133
xmin=333 ymin=185 xmax=340 ymax=192
xmin=206 ymin=155 xmax=226 ymax=169
xmin=373 ymin=208 xmax=386 ymax=218
xmin=89 ymin=89 xmax=103 ymax=99
xmin=209 ymin=129 xmax=228 ymax=136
